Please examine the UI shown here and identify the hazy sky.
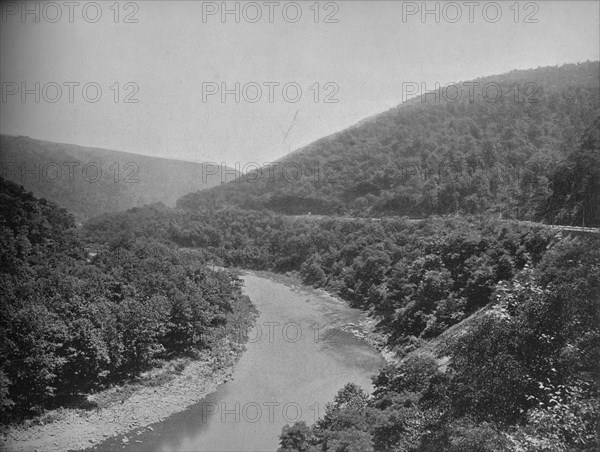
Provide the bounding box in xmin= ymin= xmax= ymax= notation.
xmin=1 ymin=1 xmax=598 ymax=166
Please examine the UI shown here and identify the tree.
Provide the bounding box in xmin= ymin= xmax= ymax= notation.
xmin=278 ymin=422 xmax=315 ymax=452
xmin=301 ymin=255 xmax=327 ymax=287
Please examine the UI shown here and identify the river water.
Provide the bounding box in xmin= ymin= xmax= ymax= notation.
xmin=96 ymin=271 xmax=385 ymax=451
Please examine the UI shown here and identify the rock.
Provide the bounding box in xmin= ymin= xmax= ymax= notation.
xmin=122 ymin=436 xmax=129 ymax=444
xmin=147 ymin=426 xmax=153 ymax=431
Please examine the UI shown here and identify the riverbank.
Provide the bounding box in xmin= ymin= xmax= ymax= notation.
xmin=89 ymin=271 xmax=386 ymax=451
xmin=0 ymin=294 xmax=257 ymax=452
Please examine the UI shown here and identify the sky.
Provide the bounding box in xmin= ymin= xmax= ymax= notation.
xmin=1 ymin=1 xmax=599 ymax=167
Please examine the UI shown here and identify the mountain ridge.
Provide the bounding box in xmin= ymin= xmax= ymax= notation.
xmin=0 ymin=135 xmax=239 ymax=221
xmin=176 ymin=61 xmax=600 ymax=225
xmin=1 ymin=134 xmax=212 ymax=165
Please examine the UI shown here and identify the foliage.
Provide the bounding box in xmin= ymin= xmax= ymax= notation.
xmin=0 ymin=178 xmax=247 ymax=421
xmin=542 ymin=117 xmax=600 ymax=227
xmin=278 ymin=236 xmax=600 ymax=451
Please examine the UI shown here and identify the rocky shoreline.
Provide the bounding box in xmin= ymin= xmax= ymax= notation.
xmin=1 ymin=305 xmax=257 ymax=452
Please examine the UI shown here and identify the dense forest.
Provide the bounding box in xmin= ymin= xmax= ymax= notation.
xmin=178 ymin=62 xmax=600 ymax=226
xmin=0 ymin=178 xmax=251 ymax=421
xmin=83 ymin=207 xmax=557 ymax=346
xmin=82 ymin=201 xmax=599 ymax=450
xmin=277 ymin=234 xmax=600 ymax=451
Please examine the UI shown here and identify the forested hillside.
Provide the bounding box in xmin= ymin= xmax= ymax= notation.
xmin=178 ymin=62 xmax=600 ymax=226
xmin=0 ymin=135 xmax=235 ymax=221
xmin=0 ymin=179 xmax=251 ymax=422
xmin=542 ymin=117 xmax=600 ymax=227
xmin=83 ymin=201 xmax=599 ymax=450
xmin=278 ymin=233 xmax=600 ymax=451
xmin=81 ymin=206 xmax=562 ymax=351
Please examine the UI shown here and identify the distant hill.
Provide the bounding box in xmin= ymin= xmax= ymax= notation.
xmin=0 ymin=136 xmax=236 ymax=221
xmin=177 ymin=62 xmax=600 ymax=225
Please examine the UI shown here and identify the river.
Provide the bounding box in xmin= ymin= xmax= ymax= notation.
xmin=95 ymin=271 xmax=386 ymax=451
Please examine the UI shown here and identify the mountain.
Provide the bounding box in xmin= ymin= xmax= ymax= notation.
xmin=0 ymin=135 xmax=237 ymax=221
xmin=77 ymin=62 xmax=600 ymax=451
xmin=177 ymin=62 xmax=600 ymax=225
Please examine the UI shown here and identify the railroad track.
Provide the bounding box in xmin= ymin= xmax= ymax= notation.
xmin=287 ymin=215 xmax=600 ymax=234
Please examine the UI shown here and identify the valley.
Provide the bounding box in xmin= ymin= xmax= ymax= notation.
xmin=1 ymin=61 xmax=599 ymax=451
